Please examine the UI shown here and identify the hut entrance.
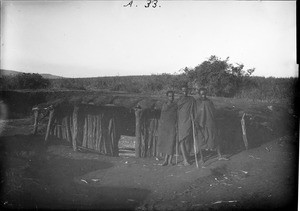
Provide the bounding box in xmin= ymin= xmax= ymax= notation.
xmin=118 ymin=136 xmax=136 ymax=157
xmin=40 ymin=104 xmax=136 ymax=157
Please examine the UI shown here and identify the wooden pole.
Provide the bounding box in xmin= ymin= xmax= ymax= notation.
xmin=176 ymin=121 xmax=179 ymax=165
xmin=96 ymin=115 xmax=100 ymax=151
xmin=82 ymin=116 xmax=88 ymax=147
xmin=61 ymin=118 xmax=66 ymax=140
xmin=148 ymin=119 xmax=154 ymax=157
xmin=152 ymin=119 xmax=156 ymax=157
xmin=93 ymin=115 xmax=97 ymax=151
xmin=72 ymin=106 xmax=79 ymax=151
xmin=241 ymin=113 xmax=249 ymax=150
xmin=99 ymin=114 xmax=103 ymax=152
xmin=87 ymin=115 xmax=91 ymax=149
xmin=45 ymin=109 xmax=54 ymax=143
xmin=191 ymin=114 xmax=199 ymax=169
xmin=57 ymin=119 xmax=62 ymax=139
xmin=32 ymin=108 xmax=40 ymax=135
xmin=141 ymin=121 xmax=146 ymax=157
xmin=66 ymin=116 xmax=72 ymax=142
xmin=135 ymin=108 xmax=142 ymax=158
xmin=70 ymin=115 xmax=74 ymax=138
xmin=108 ymin=117 xmax=114 ymax=156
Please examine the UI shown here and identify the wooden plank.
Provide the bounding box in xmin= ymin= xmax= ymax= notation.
xmin=45 ymin=109 xmax=54 ymax=143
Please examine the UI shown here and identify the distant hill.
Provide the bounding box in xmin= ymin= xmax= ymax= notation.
xmin=0 ymin=69 xmax=63 ymax=79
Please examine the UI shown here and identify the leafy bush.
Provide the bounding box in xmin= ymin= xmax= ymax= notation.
xmin=0 ymin=73 xmax=50 ymax=90
xmin=183 ymin=55 xmax=255 ymax=97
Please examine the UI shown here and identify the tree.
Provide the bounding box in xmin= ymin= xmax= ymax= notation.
xmin=184 ymin=55 xmax=255 ymax=97
xmin=8 ymin=73 xmax=50 ymax=90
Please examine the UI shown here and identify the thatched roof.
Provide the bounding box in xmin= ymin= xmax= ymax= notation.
xmin=35 ymin=91 xmax=171 ymax=110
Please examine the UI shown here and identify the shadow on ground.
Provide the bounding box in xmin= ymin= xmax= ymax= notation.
xmin=0 ymin=135 xmax=151 ymax=210
xmin=216 ymin=105 xmax=298 ymax=156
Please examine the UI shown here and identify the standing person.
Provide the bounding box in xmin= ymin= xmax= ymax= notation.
xmin=194 ymin=87 xmax=228 ymax=164
xmin=157 ymin=91 xmax=177 ymax=166
xmin=177 ymin=85 xmax=195 ymax=166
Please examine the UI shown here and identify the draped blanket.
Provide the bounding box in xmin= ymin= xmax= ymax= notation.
xmin=194 ymin=98 xmax=219 ymax=150
xmin=157 ymin=102 xmax=177 ymax=155
xmin=177 ymin=96 xmax=195 ymax=143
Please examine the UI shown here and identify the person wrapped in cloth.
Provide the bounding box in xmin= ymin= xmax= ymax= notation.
xmin=177 ymin=85 xmax=195 ymax=166
xmin=157 ymin=90 xmax=177 ymax=166
xmin=194 ymin=87 xmax=228 ymax=165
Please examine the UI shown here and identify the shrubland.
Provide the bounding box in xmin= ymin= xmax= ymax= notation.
xmin=0 ymin=56 xmax=297 ymax=102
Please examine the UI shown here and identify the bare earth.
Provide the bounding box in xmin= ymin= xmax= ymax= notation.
xmin=0 ymin=113 xmax=298 ymax=211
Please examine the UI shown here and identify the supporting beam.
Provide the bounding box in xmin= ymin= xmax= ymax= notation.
xmin=135 ymin=108 xmax=142 ymax=158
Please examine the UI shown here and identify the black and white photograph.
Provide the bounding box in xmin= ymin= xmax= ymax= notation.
xmin=0 ymin=0 xmax=298 ymax=210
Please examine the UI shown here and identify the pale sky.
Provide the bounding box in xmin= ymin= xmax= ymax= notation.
xmin=1 ymin=0 xmax=297 ymax=78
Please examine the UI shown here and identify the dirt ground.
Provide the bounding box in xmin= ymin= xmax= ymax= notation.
xmin=0 ymin=103 xmax=298 ymax=211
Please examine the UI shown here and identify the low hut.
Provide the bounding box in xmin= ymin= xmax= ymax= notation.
xmin=32 ymin=92 xmax=256 ymax=159
xmin=32 ymin=93 xmax=164 ymax=158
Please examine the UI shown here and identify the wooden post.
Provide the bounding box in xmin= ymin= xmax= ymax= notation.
xmin=141 ymin=120 xmax=147 ymax=158
xmin=147 ymin=119 xmax=154 ymax=157
xmin=82 ymin=117 xmax=88 ymax=147
xmin=72 ymin=106 xmax=79 ymax=151
xmin=57 ymin=118 xmax=62 ymax=139
xmin=92 ymin=115 xmax=97 ymax=150
xmin=99 ymin=113 xmax=103 ymax=152
xmin=88 ymin=115 xmax=92 ymax=149
xmin=135 ymin=108 xmax=142 ymax=158
xmin=65 ymin=116 xmax=72 ymax=142
xmin=108 ymin=117 xmax=114 ymax=155
xmin=241 ymin=113 xmax=249 ymax=150
xmin=153 ymin=119 xmax=158 ymax=157
xmin=32 ymin=108 xmax=40 ymax=135
xmin=45 ymin=108 xmax=54 ymax=143
xmin=96 ymin=115 xmax=101 ymax=152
